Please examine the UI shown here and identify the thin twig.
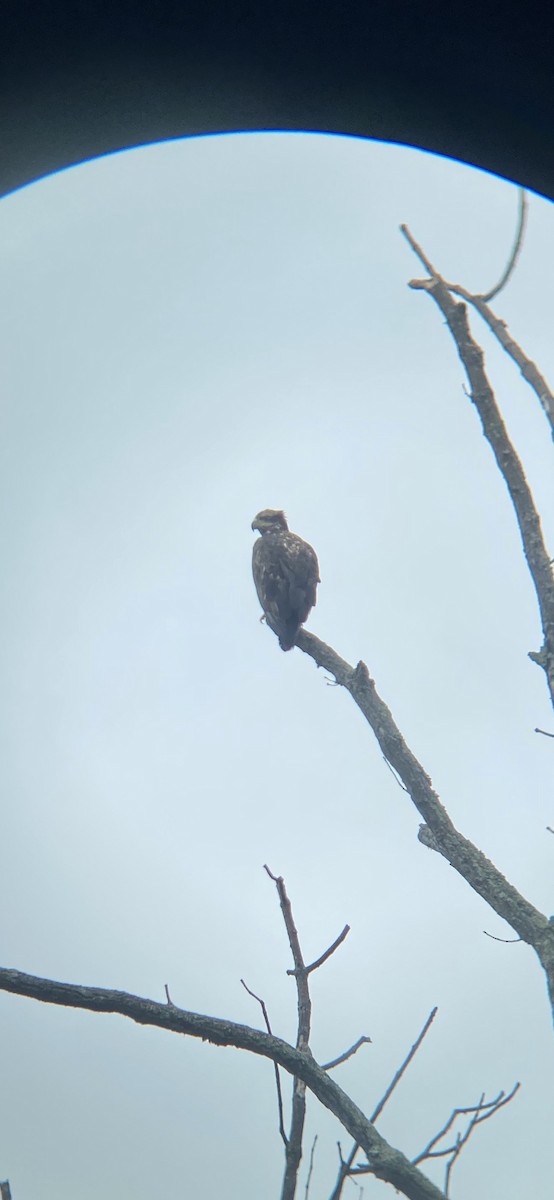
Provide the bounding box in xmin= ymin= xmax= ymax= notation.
xmin=322 ymin=1035 xmax=372 ymax=1071
xmin=483 ymin=931 xmax=521 ymax=943
xmin=448 ymin=287 xmax=554 ymax=438
xmin=536 ymin=727 xmax=554 ymax=738
xmin=327 ymin=1009 xmax=437 ymax=1200
xmin=240 ymin=978 xmax=274 ymax=1033
xmin=400 ymin=225 xmax=437 ymax=277
xmin=304 ymin=1135 xmax=318 ymax=1200
xmin=479 ymin=188 xmax=528 ymax=301
xmin=401 ymin=224 xmax=554 ymax=710
xmin=443 ymin=1085 xmax=519 ymax=1197
xmin=288 ymin=926 xmax=351 ymax=977
xmin=369 ymin=1008 xmax=438 ymax=1125
xmin=264 ymin=867 xmax=311 ymax=1200
xmin=413 ymin=1084 xmax=520 ymax=1173
xmin=383 ymin=755 xmax=409 ymax=792
xmin=400 ymin=217 xmax=554 ymax=438
xmin=241 ymin=978 xmax=288 ymax=1146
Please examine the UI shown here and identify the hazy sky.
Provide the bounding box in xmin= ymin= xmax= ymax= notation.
xmin=1 ymin=133 xmax=553 ymax=1200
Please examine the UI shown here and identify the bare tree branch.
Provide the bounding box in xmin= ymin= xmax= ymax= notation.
xmin=369 ymin=1008 xmax=438 ymax=1126
xmin=264 ymin=874 xmax=352 ymax=1196
xmin=413 ymin=1086 xmax=518 ymax=1165
xmin=448 ymin=287 xmax=554 ymax=439
xmin=328 ymin=1009 xmax=438 ymax=1200
xmin=0 ymin=965 xmax=448 ymax=1200
xmin=399 ymin=189 xmax=527 ymax=307
xmin=295 ymin=629 xmax=554 ymax=1019
xmin=264 ymin=866 xmax=311 ymax=1200
xmin=403 ymin=192 xmax=551 ymax=437
xmin=347 ymin=1086 xmax=519 ymax=1195
xmin=412 ymin=1084 xmax=520 ymax=1196
xmin=304 ymin=1135 xmax=318 ymax=1200
xmin=442 ymin=1087 xmax=519 ymax=1196
xmin=322 ymin=1035 xmax=372 ymax=1072
xmin=482 ymin=931 xmax=521 ymax=943
xmin=400 ymin=224 xmax=554 ymax=706
xmin=287 ymin=925 xmax=351 ymax=977
xmin=241 ymin=978 xmax=288 ymax=1147
xmin=479 ymin=187 xmax=528 ymax=302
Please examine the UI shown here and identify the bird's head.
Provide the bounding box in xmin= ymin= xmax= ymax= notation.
xmin=251 ymin=509 xmax=289 ymax=534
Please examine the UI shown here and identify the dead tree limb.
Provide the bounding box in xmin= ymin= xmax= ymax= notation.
xmin=329 ymin=1008 xmax=437 ymax=1200
xmin=304 ymin=1135 xmax=318 ymax=1200
xmin=479 ymin=187 xmax=528 ymax=302
xmin=322 ymin=1036 xmax=372 ymax=1072
xmin=241 ymin=977 xmax=288 ymax=1147
xmin=399 ymin=196 xmax=554 ymax=438
xmin=0 ymin=965 xmax=448 ymax=1200
xmin=264 ymin=866 xmax=311 ymax=1200
xmin=400 ymin=224 xmax=554 ymax=705
xmin=448 ymin=287 xmax=554 ymax=438
xmin=288 ymin=925 xmax=350 ymax=977
xmin=295 ymin=629 xmax=554 ymax=1020
xmin=412 ymin=1084 xmax=520 ymax=1196
xmin=369 ymin=1007 xmax=438 ymax=1126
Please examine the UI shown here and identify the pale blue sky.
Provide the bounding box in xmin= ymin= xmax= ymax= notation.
xmin=1 ymin=132 xmax=553 ymax=1199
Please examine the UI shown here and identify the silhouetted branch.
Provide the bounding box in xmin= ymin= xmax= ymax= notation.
xmin=322 ymin=1035 xmax=372 ymax=1072
xmin=401 ymin=224 xmax=554 ymax=707
xmin=483 ymin=931 xmax=521 ymax=943
xmin=448 ymin=287 xmax=554 ymax=439
xmin=328 ymin=1008 xmax=438 ymax=1200
xmin=264 ymin=866 xmax=311 ymax=1200
xmin=295 ymin=629 xmax=554 ymax=1020
xmin=0 ymin=966 xmax=447 ymax=1200
xmin=263 ymin=876 xmax=352 ymax=1194
xmin=419 ymin=193 xmax=552 ymax=438
xmin=241 ymin=978 xmax=288 ymax=1147
xmin=288 ymin=925 xmax=351 ymax=977
xmin=479 ymin=188 xmax=528 ymax=302
xmin=412 ymin=1084 xmax=520 ymax=1196
xmin=399 ymin=188 xmax=528 ymax=307
xmin=304 ymin=1135 xmax=318 ymax=1200
xmin=369 ymin=1008 xmax=438 ymax=1125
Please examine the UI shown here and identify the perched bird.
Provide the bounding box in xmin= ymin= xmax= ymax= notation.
xmin=251 ymin=509 xmax=320 ymax=651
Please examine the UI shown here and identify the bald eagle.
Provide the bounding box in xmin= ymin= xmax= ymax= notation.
xmin=251 ymin=509 xmax=320 ymax=651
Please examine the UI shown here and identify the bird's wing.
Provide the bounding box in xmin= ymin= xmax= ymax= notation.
xmin=277 ymin=534 xmax=320 ymax=613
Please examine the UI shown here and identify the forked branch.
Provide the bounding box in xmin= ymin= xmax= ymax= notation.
xmin=262 ymin=868 xmax=353 ymax=1199
xmin=264 ymin=866 xmax=312 ymax=1200
xmin=412 ymin=1084 xmax=520 ymax=1196
xmin=329 ymin=1008 xmax=437 ymax=1200
xmin=479 ymin=187 xmax=528 ymax=302
xmin=400 ymin=224 xmax=554 ymax=705
xmin=0 ymin=965 xmax=447 ymax=1200
xmin=241 ymin=977 xmax=288 ymax=1147
xmin=295 ymin=628 xmax=554 ymax=1018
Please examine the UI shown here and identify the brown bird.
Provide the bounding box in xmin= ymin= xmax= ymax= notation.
xmin=251 ymin=509 xmax=320 ymax=651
